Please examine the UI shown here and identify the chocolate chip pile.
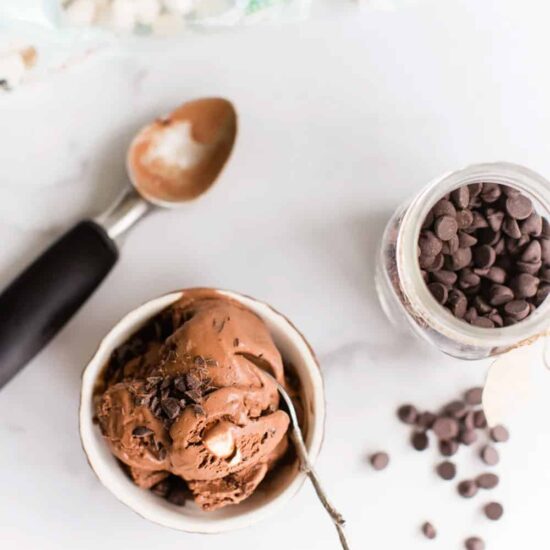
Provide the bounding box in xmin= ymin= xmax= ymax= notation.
xmin=370 ymin=387 xmax=509 ymax=549
xmin=419 ymin=183 xmax=550 ymax=327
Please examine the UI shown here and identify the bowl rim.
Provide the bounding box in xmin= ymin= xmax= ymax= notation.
xmin=79 ymin=288 xmax=326 ymax=533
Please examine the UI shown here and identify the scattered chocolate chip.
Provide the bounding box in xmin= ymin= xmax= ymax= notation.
xmin=484 ymin=501 xmax=504 ymax=521
xmin=460 ymin=429 xmax=477 ymax=445
xmin=465 ymin=536 xmax=485 ymax=550
xmin=397 ymin=404 xmax=418 ymax=424
xmin=421 ymin=522 xmax=437 ymax=540
xmin=480 ymin=445 xmax=499 ymax=466
xmin=463 ymin=410 xmax=476 ymax=430
xmin=443 ymin=400 xmax=468 ymax=418
xmin=370 ymin=452 xmax=390 ymax=471
xmin=417 ymin=411 xmax=436 ymax=429
xmin=458 ymin=479 xmax=478 ymax=498
xmin=436 ymin=461 xmax=456 ymax=480
xmin=476 ymin=473 xmax=499 ymax=490
xmin=433 ymin=417 xmax=459 ymax=440
xmin=490 ymin=424 xmax=510 ymax=443
xmin=473 ymin=410 xmax=487 ymax=429
xmin=394 ymin=387 xmax=510 ymax=547
xmin=464 ymin=387 xmax=483 ymax=405
xmin=439 ymin=439 xmax=459 ymax=457
xmin=412 ymin=431 xmax=429 ymax=451
xmin=132 ymin=426 xmax=153 ymax=438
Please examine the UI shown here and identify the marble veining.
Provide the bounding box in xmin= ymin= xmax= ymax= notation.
xmin=1 ymin=3 xmax=550 ymax=549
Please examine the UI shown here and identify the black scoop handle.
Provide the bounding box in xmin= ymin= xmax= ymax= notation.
xmin=0 ymin=220 xmax=118 ymax=389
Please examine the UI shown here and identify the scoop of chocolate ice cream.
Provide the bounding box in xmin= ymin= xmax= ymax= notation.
xmin=96 ymin=290 xmax=291 ymax=511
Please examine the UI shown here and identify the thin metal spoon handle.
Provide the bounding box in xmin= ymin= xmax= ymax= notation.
xmin=289 ymin=428 xmax=350 ymax=549
xmin=95 ymin=186 xmax=151 ymax=240
xmin=289 ymin=429 xmax=345 ymax=525
xmin=272 ymin=377 xmax=350 ymax=550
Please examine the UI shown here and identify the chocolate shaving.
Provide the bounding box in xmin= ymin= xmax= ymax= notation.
xmin=161 ymin=398 xmax=181 ymax=420
xmin=174 ymin=376 xmax=187 ymax=393
xmin=132 ymin=426 xmax=153 ymax=437
xmin=185 ymin=389 xmax=203 ymax=403
xmin=185 ymin=373 xmax=201 ymax=390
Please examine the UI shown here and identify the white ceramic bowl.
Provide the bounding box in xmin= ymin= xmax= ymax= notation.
xmin=79 ymin=289 xmax=325 ymax=533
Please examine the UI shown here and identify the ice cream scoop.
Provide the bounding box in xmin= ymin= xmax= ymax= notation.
xmin=96 ymin=290 xmax=291 ymax=511
xmin=80 ymin=289 xmax=326 ymax=534
xmin=0 ymin=98 xmax=237 ymax=389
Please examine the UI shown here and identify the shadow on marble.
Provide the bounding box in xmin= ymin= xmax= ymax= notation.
xmin=298 ymin=208 xmax=394 ymax=314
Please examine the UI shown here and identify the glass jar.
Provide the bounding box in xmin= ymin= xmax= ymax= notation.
xmin=376 ymin=162 xmax=550 ymax=360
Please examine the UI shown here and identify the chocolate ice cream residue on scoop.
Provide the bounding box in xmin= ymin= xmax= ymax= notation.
xmin=95 ymin=290 xmax=293 ymax=511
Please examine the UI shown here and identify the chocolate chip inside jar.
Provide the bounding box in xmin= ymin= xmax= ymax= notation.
xmin=418 ymin=183 xmax=550 ymax=327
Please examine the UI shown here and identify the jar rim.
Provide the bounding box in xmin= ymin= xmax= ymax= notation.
xmin=397 ymin=162 xmax=550 ymax=350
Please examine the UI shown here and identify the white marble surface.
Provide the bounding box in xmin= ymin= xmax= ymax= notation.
xmin=2 ymin=1 xmax=550 ymax=548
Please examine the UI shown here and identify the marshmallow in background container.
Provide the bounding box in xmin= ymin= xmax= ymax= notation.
xmin=0 ymin=0 xmax=114 ymax=91
xmin=0 ymin=0 xmax=313 ymax=91
xmin=61 ymin=0 xmax=313 ymax=34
